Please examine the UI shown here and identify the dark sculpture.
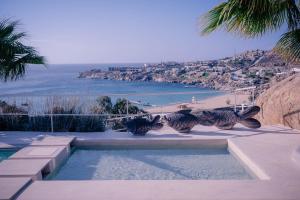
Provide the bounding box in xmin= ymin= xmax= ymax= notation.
xmin=125 ymin=115 xmax=163 ymax=136
xmin=164 ymin=106 xmax=261 ymax=133
xmin=125 ymin=106 xmax=261 ymax=135
xmin=163 ymin=109 xmax=199 ymax=133
xmin=196 ymin=106 xmax=261 ymax=130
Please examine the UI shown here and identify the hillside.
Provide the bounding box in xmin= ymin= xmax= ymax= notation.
xmin=79 ymin=50 xmax=296 ymax=92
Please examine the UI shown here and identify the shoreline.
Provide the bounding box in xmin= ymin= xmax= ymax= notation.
xmin=78 ymin=49 xmax=291 ymax=93
xmin=146 ymin=93 xmax=250 ymax=113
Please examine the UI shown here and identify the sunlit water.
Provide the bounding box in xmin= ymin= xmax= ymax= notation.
xmin=50 ymin=148 xmax=252 ymax=180
xmin=0 ymin=64 xmax=222 ymax=107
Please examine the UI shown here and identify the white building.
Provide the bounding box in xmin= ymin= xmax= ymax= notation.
xmin=292 ymin=68 xmax=300 ymax=73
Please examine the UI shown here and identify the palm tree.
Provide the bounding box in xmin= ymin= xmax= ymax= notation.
xmin=201 ymin=0 xmax=300 ymax=62
xmin=0 ymin=19 xmax=45 ymax=81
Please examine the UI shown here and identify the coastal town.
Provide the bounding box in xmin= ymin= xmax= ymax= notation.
xmin=79 ymin=49 xmax=299 ymax=92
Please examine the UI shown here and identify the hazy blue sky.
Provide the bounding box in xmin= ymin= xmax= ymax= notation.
xmin=1 ymin=0 xmax=285 ymax=64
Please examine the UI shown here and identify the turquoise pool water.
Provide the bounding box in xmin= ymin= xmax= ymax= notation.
xmin=0 ymin=149 xmax=16 ymax=162
xmin=50 ymin=148 xmax=252 ymax=180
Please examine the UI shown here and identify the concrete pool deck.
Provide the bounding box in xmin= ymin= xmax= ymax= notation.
xmin=10 ymin=146 xmax=68 ymax=171
xmin=0 ymin=177 xmax=31 ymax=200
xmin=1 ymin=124 xmax=298 ymax=146
xmin=0 ymin=159 xmax=51 ymax=181
xmin=0 ymin=124 xmax=300 ymax=199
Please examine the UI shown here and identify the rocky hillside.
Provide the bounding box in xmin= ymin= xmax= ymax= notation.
xmin=256 ymin=75 xmax=300 ymax=130
xmin=79 ymin=50 xmax=294 ymax=91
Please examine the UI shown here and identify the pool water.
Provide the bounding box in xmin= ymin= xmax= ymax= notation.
xmin=0 ymin=149 xmax=16 ymax=162
xmin=50 ymin=148 xmax=252 ymax=180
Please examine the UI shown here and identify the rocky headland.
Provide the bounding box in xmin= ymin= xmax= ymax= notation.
xmin=79 ymin=50 xmax=298 ymax=92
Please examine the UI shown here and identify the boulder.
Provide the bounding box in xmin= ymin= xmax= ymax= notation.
xmin=256 ymin=74 xmax=300 ymax=130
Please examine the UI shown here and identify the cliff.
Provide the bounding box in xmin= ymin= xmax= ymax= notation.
xmin=256 ymin=75 xmax=300 ymax=130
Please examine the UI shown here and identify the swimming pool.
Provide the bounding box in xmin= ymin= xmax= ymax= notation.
xmin=49 ymin=148 xmax=252 ymax=180
xmin=0 ymin=149 xmax=16 ymax=162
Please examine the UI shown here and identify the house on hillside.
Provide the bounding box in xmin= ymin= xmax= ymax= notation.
xmin=292 ymin=67 xmax=300 ymax=73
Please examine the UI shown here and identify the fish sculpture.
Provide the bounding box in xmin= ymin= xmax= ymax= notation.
xmin=196 ymin=106 xmax=261 ymax=130
xmin=163 ymin=109 xmax=199 ymax=133
xmin=125 ymin=115 xmax=163 ymax=136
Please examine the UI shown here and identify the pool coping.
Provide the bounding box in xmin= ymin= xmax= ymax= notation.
xmin=74 ymin=137 xmax=228 ymax=149
xmin=0 ymin=125 xmax=300 ymax=199
xmin=16 ymin=179 xmax=300 ymax=200
xmin=0 ymin=177 xmax=32 ymax=200
xmin=10 ymin=146 xmax=69 ymax=171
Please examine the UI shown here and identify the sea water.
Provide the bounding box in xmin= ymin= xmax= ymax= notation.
xmin=0 ymin=64 xmax=222 ymax=106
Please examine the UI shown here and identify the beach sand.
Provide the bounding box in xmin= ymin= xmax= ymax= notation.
xmin=146 ymin=93 xmax=250 ymax=113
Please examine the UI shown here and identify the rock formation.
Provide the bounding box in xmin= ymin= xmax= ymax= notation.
xmin=256 ymin=75 xmax=300 ymax=130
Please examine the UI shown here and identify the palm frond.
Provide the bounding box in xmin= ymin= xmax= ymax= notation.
xmin=281 ymin=0 xmax=300 ymax=30
xmin=0 ymin=18 xmax=45 ymax=81
xmin=200 ymin=2 xmax=227 ymax=34
xmin=0 ymin=19 xmax=20 ymax=39
xmin=274 ymin=29 xmax=300 ymax=62
xmin=201 ymin=0 xmax=300 ymax=37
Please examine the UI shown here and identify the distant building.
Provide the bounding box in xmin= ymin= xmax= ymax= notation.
xmin=108 ymin=67 xmax=140 ymax=72
xmin=292 ymin=68 xmax=300 ymax=73
xmin=214 ymin=66 xmax=226 ymax=72
xmin=276 ymin=72 xmax=288 ymax=75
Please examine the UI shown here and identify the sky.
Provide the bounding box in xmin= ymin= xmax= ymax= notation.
xmin=0 ymin=0 xmax=285 ymax=64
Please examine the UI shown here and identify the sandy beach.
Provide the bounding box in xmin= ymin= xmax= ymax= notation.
xmin=146 ymin=93 xmax=250 ymax=113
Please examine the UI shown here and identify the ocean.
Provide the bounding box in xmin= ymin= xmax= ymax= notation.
xmin=0 ymin=64 xmax=222 ymax=107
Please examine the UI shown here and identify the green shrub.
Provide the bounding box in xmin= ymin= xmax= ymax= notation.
xmin=0 ymin=99 xmax=105 ymax=132
xmin=0 ymin=96 xmax=146 ymax=132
